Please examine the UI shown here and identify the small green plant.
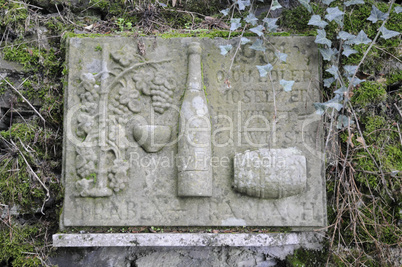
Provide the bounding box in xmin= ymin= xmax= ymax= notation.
xmin=115 ymin=18 xmax=134 ymax=32
xmin=116 ymin=17 xmax=125 ymax=32
xmin=95 ymin=45 xmax=102 ymax=51
xmin=125 ymin=22 xmax=133 ymax=30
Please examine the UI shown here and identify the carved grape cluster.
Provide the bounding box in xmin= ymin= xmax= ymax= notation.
xmin=108 ymin=159 xmax=130 ymax=192
xmin=76 ymin=147 xmax=97 ymax=179
xmin=133 ymin=69 xmax=175 ymax=114
xmin=150 ymin=72 xmax=175 ymax=113
xmin=77 ymin=73 xmax=99 ymax=138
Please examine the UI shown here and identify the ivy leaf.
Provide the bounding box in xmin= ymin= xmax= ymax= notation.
xmin=219 ymin=44 xmax=233 ymax=55
xmin=245 ymin=13 xmax=258 ymax=26
xmin=325 ymin=95 xmax=343 ymax=110
xmin=325 ymin=103 xmax=343 ymax=111
xmin=342 ymin=45 xmax=358 ymax=57
xmin=367 ymin=5 xmax=388 ymax=23
xmin=343 ymin=65 xmax=358 ymax=76
xmin=297 ymin=0 xmax=313 ymax=13
xmin=344 ymin=0 xmax=364 ymax=7
xmin=379 ymin=25 xmax=400 ymax=40
xmin=280 ymin=80 xmax=295 ymax=92
xmin=324 ymin=77 xmax=335 ymax=88
xmin=325 ymin=102 xmax=343 ymax=111
xmin=250 ymin=25 xmax=265 ymax=36
xmin=338 ymin=31 xmax=355 ymax=41
xmin=322 ymin=0 xmax=335 ymax=4
xmin=325 ymin=7 xmax=344 ymax=22
xmin=351 ymin=30 xmax=372 ymax=45
xmin=308 ymin=15 xmax=328 ymax=28
xmin=326 ymin=65 xmax=339 ymax=79
xmin=395 ymin=6 xmax=402 ymax=14
xmin=271 ymin=0 xmax=282 ymax=10
xmin=230 ymin=18 xmax=242 ymax=31
xmin=314 ymin=98 xmax=343 ymax=115
xmin=313 ymin=103 xmax=327 ymax=115
xmin=220 ymin=8 xmax=230 ymax=16
xmin=348 ymin=77 xmax=365 ymax=86
xmin=249 ymin=39 xmax=266 ymax=52
xmin=256 ymin=64 xmax=273 ymax=77
xmin=237 ymin=0 xmax=251 ymax=11
xmin=337 ymin=115 xmax=354 ymax=129
xmin=275 ymin=51 xmax=288 ymax=62
xmin=241 ymin=37 xmax=251 ymax=45
xmin=319 ymin=48 xmax=337 ymax=61
xmin=263 ymin=18 xmax=279 ymax=32
xmin=333 ymin=16 xmax=344 ymax=27
xmin=334 ymin=86 xmax=347 ymax=96
xmin=315 ymin=29 xmax=332 ymax=47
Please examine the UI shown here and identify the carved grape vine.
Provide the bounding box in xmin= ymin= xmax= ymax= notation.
xmin=74 ymin=44 xmax=175 ymax=197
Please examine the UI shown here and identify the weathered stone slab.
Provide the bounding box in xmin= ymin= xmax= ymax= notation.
xmin=53 ymin=232 xmax=324 ymax=247
xmin=62 ymin=36 xmax=325 ymax=227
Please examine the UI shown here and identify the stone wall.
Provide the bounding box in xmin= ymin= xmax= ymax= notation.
xmin=0 ymin=1 xmax=401 ymax=266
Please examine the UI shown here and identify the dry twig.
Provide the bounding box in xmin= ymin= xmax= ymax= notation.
xmin=2 ymin=77 xmax=46 ymax=123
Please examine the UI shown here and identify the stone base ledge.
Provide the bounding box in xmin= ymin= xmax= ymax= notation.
xmin=53 ymin=232 xmax=324 ymax=247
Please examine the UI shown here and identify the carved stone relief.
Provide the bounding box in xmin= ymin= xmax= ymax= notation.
xmin=72 ymin=44 xmax=176 ymax=197
xmin=62 ymin=37 xmax=326 ymax=228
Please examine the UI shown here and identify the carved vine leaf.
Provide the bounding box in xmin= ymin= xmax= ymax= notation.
xmin=77 ymin=113 xmax=97 ymax=138
xmin=111 ymin=46 xmax=146 ymax=67
xmin=132 ymin=69 xmax=155 ymax=96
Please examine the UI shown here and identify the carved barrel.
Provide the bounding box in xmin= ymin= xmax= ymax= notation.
xmin=177 ymin=42 xmax=212 ymax=197
xmin=233 ymin=148 xmax=307 ymax=199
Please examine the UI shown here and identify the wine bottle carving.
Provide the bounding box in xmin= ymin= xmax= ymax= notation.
xmin=177 ymin=42 xmax=212 ymax=197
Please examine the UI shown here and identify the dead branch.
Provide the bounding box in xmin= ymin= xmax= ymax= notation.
xmin=2 ymin=77 xmax=46 ymax=123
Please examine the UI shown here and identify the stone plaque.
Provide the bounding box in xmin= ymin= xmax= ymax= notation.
xmin=62 ymin=36 xmax=325 ymax=227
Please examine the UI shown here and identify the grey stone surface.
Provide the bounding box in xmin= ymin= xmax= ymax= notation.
xmin=51 ymin=233 xmax=324 ymax=267
xmin=0 ymin=56 xmax=24 ymax=73
xmin=50 ymin=246 xmax=296 ymax=267
xmin=53 ymin=232 xmax=323 ymax=247
xmin=62 ymin=36 xmax=325 ymax=227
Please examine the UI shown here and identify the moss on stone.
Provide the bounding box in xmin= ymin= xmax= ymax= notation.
xmin=280 ymin=5 xmax=313 ymax=34
xmin=0 ymin=224 xmax=44 ymax=266
xmin=0 ymin=122 xmax=61 ymax=210
xmin=386 ymin=70 xmax=402 ymax=85
xmin=0 ymin=0 xmax=28 ymax=37
xmin=2 ymin=44 xmax=61 ymax=78
xmin=351 ymin=81 xmax=387 ymax=106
